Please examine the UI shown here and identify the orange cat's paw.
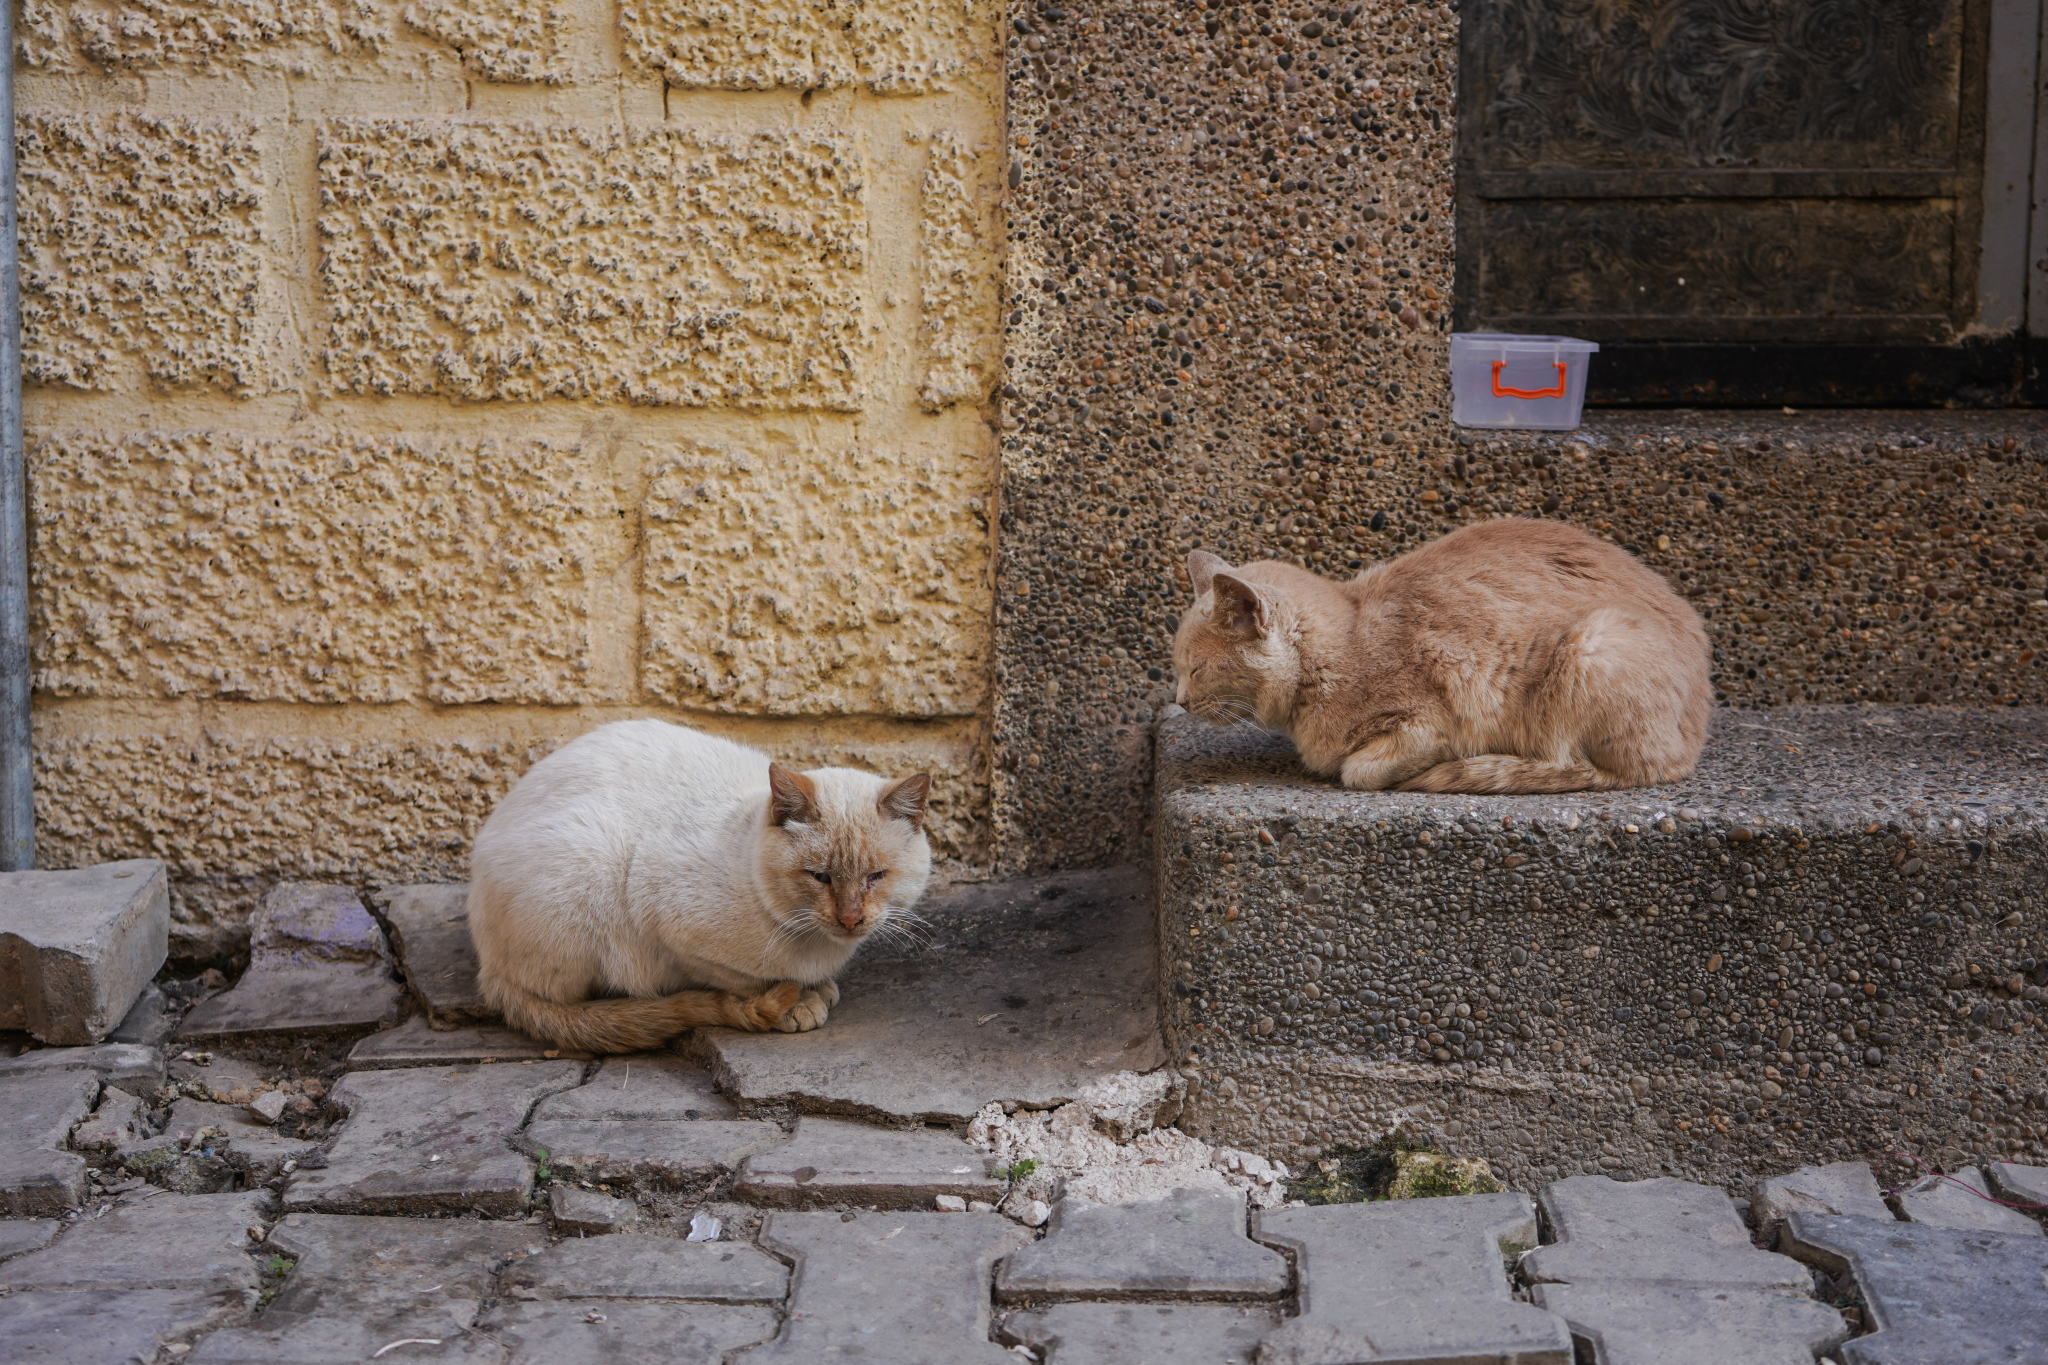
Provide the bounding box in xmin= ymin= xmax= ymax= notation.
xmin=744 ymin=981 xmax=803 ymax=1031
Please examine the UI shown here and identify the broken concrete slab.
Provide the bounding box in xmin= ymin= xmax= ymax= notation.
xmin=68 ymin=1085 xmax=148 ymax=1153
xmin=380 ymin=884 xmax=491 ymax=1027
xmin=187 ymin=1211 xmax=546 ymax=1364
xmin=518 ymin=1119 xmax=783 ymax=1191
xmin=752 ymin=1211 xmax=1029 ymax=1364
xmin=1752 ymin=1161 xmax=1895 ymax=1239
xmin=1895 ymin=1166 xmax=2043 ymax=1236
xmin=345 ymin=1015 xmax=575 ymax=1069
xmin=500 ymin=1235 xmax=788 ymax=1301
xmin=107 ymin=983 xmax=175 ymax=1048
xmin=691 ymin=867 xmax=1166 ymax=1123
xmin=0 ymin=1287 xmax=256 ymax=1365
xmin=736 ymin=1115 xmax=1000 ymax=1209
xmin=996 ymin=1188 xmax=1287 ymax=1301
xmin=1782 ymin=1211 xmax=2048 ymax=1365
xmin=1524 ymin=1176 xmax=1813 ymax=1290
xmin=0 ymin=1219 xmax=61 ymax=1260
xmin=546 ymin=1184 xmax=637 ymax=1235
xmin=532 ymin=1054 xmax=735 ymax=1121
xmin=0 ymin=1042 xmax=164 ymax=1091
xmin=282 ymin=1061 xmax=582 ymax=1216
xmin=0 ymin=860 xmax=168 ymax=1046
xmin=480 ymin=1301 xmax=780 ymax=1365
xmin=1255 ymin=1193 xmax=1571 ymax=1365
xmin=1987 ymin=1161 xmax=2048 ymax=1209
xmin=1528 ymin=1284 xmax=1847 ymax=1365
xmin=0 ymin=1069 xmax=98 ymax=1216
xmin=164 ymin=1099 xmax=323 ymax=1182
xmin=0 ymin=1188 xmax=270 ymax=1295
xmin=1000 ymin=1302 xmax=1283 ymax=1365
xmin=178 ymin=883 xmax=403 ymax=1043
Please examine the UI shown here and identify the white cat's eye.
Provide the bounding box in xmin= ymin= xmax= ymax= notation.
xmin=808 ymin=869 xmax=831 ymax=884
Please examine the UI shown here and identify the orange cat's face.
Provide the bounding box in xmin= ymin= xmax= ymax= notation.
xmin=764 ymin=763 xmax=932 ymax=944
xmin=1173 ymin=550 xmax=1298 ymax=728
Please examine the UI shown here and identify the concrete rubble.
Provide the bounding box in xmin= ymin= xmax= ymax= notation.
xmin=0 ymin=860 xmax=168 ymax=1046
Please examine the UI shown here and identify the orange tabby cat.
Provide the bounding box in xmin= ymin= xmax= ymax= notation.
xmin=1173 ymin=518 xmax=1710 ymax=792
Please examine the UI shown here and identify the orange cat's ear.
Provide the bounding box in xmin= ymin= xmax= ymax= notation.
xmin=1209 ymin=573 xmax=1271 ymax=638
xmin=878 ymin=772 xmax=932 ymax=829
xmin=768 ymin=762 xmax=820 ymax=827
xmin=1187 ymin=549 xmax=1231 ymax=597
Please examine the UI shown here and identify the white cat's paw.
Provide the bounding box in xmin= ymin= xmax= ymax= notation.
xmin=777 ymin=988 xmax=832 ymax=1033
xmin=818 ymin=979 xmax=840 ymax=1008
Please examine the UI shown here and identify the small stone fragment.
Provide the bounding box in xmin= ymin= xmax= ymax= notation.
xmin=547 ymin=1184 xmax=638 ymax=1235
xmin=68 ymin=1085 xmax=148 ymax=1152
xmin=246 ymin=1090 xmax=289 ymax=1124
xmin=936 ymin=1194 xmax=968 ymax=1211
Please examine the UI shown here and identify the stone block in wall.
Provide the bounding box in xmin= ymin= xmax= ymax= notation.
xmin=620 ymin=0 xmax=983 ymax=93
xmin=30 ymin=429 xmax=619 ymax=705
xmin=318 ymin=122 xmax=867 ymax=408
xmin=641 ymin=438 xmax=992 ymax=717
xmin=918 ymin=133 xmax=999 ymax=412
xmin=20 ymin=115 xmax=268 ymax=394
xmin=18 ymin=0 xmax=572 ymax=83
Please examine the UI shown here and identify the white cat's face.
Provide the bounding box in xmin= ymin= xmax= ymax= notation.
xmin=765 ymin=764 xmax=933 ymax=946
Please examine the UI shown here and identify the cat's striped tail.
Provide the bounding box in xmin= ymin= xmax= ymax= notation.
xmin=488 ymin=980 xmax=802 ymax=1054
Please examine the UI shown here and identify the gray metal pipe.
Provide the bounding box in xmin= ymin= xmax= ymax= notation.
xmin=0 ymin=0 xmax=30 ymax=872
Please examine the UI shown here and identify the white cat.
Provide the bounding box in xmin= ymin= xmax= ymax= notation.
xmin=468 ymin=719 xmax=932 ymax=1053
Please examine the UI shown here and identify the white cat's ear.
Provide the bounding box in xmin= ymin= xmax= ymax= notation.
xmin=1209 ymin=572 xmax=1271 ymax=638
xmin=878 ymin=772 xmax=932 ymax=829
xmin=768 ymin=762 xmax=820 ymax=827
xmin=1187 ymin=549 xmax=1231 ymax=598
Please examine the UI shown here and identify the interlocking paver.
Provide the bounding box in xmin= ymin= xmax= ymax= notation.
xmin=179 ymin=883 xmax=403 ymax=1042
xmin=0 ymin=859 xmax=168 ymax=1045
xmin=0 ymin=1189 xmax=270 ymax=1294
xmin=1528 ymin=1284 xmax=1847 ymax=1365
xmin=1987 ymin=1161 xmax=2048 ymax=1208
xmin=0 ymin=1287 xmax=256 ymax=1365
xmin=479 ymin=1301 xmax=780 ymax=1364
xmin=532 ymin=1054 xmax=736 ymax=1121
xmin=997 ymin=1187 xmax=1287 ymax=1301
xmin=546 ymin=1184 xmax=637 ymax=1234
xmin=1524 ymin=1176 xmax=1811 ymax=1289
xmin=1751 ymin=1161 xmax=1894 ymax=1239
xmin=187 ymin=1211 xmax=545 ymax=1363
xmin=751 ymin=1210 xmax=1029 ymax=1363
xmin=499 ymin=1235 xmax=787 ymax=1301
xmin=1782 ymin=1211 xmax=2048 ymax=1365
xmin=381 ymin=884 xmax=491 ymax=1027
xmin=0 ymin=1041 xmax=164 ymax=1090
xmin=1000 ymin=1302 xmax=1282 ymax=1364
xmin=0 ymin=1218 xmax=60 ymax=1259
xmin=0 ymin=1070 xmax=97 ymax=1215
xmin=1255 ymin=1192 xmax=1572 ymax=1365
xmin=519 ymin=1119 xmax=783 ymax=1190
xmin=346 ymin=1015 xmax=574 ymax=1068
xmin=282 ymin=1061 xmax=582 ymax=1215
xmin=736 ymin=1115 xmax=1001 ymax=1209
xmin=1894 ymin=1166 xmax=2043 ymax=1236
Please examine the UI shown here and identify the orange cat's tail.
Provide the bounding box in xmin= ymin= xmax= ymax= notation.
xmin=1398 ymin=755 xmax=1644 ymax=794
xmin=489 ymin=980 xmax=801 ymax=1054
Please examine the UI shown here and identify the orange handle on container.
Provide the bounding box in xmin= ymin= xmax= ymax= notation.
xmin=1492 ymin=359 xmax=1566 ymax=400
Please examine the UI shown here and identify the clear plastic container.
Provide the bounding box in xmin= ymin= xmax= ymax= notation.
xmin=1449 ymin=334 xmax=1600 ymax=430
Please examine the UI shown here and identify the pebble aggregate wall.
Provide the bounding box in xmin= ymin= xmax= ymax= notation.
xmin=986 ymin=0 xmax=2048 ymax=874
xmin=16 ymin=0 xmax=1005 ymax=958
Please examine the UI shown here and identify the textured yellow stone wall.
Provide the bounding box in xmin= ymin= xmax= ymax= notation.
xmin=17 ymin=0 xmax=1004 ymax=958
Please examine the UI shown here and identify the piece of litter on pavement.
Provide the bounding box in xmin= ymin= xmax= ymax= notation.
xmin=370 ymin=1341 xmax=442 ymax=1359
xmin=976 ymin=1013 xmax=1001 ymax=1026
xmin=686 ymin=1211 xmax=722 ymax=1242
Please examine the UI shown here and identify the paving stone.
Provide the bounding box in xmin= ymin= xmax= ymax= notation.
xmin=0 ymin=1218 xmax=61 ymax=1259
xmin=67 ymin=1084 xmax=148 ymax=1152
xmin=751 ymin=1211 xmax=1029 ymax=1364
xmin=1524 ymin=1176 xmax=1813 ymax=1290
xmin=519 ymin=1120 xmax=784 ymax=1190
xmin=1987 ymin=1161 xmax=2048 ymax=1209
xmin=164 ymin=1098 xmax=324 ymax=1182
xmin=0 ymin=1287 xmax=256 ymax=1364
xmin=0 ymin=1070 xmax=97 ymax=1215
xmin=188 ymin=1211 xmax=546 ymax=1364
xmin=0 ymin=859 xmax=169 ymax=1045
xmin=500 ymin=1235 xmax=787 ymax=1301
xmin=0 ymin=1188 xmax=270 ymax=1294
xmin=1255 ymin=1193 xmax=1571 ymax=1365
xmin=381 ymin=883 xmax=492 ymax=1027
xmin=108 ymin=982 xmax=176 ymax=1047
xmin=0 ymin=1041 xmax=165 ymax=1091
xmin=179 ymin=883 xmax=404 ymax=1042
xmin=1527 ymin=1284 xmax=1846 ymax=1365
xmin=1782 ymin=1211 xmax=2048 ymax=1365
xmin=1000 ymin=1302 xmax=1283 ymax=1365
xmin=997 ymin=1187 xmax=1287 ymax=1302
xmin=736 ymin=1115 xmax=1000 ymax=1209
xmin=479 ymin=1301 xmax=780 ymax=1365
xmin=694 ymin=868 xmax=1166 ymax=1123
xmin=169 ymin=1050 xmax=269 ymax=1099
xmin=1894 ymin=1166 xmax=2043 ymax=1236
xmin=1751 ymin=1161 xmax=1895 ymax=1239
xmin=282 ymin=1061 xmax=582 ymax=1215
xmin=531 ymin=1054 xmax=735 ymax=1121
xmin=346 ymin=1015 xmax=579 ymax=1069
xmin=546 ymin=1184 xmax=638 ymax=1235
